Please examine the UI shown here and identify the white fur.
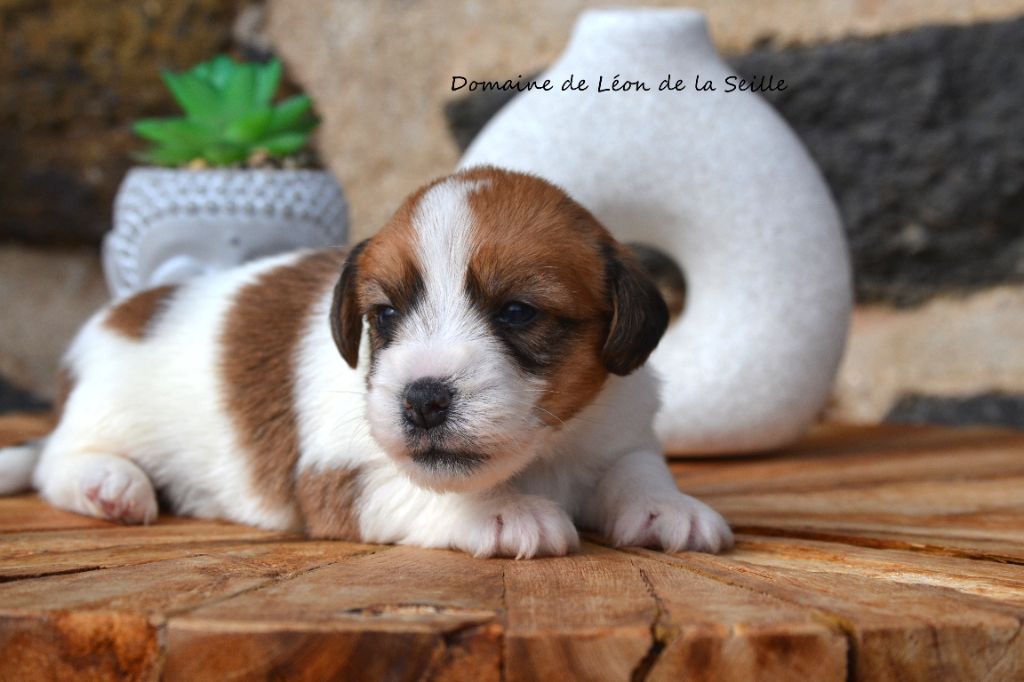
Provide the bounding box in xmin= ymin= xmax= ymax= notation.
xmin=5 ymin=177 xmax=733 ymax=558
xmin=294 ymin=293 xmax=377 ymax=475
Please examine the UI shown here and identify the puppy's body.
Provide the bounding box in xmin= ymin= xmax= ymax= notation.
xmin=7 ymin=168 xmax=732 ymax=558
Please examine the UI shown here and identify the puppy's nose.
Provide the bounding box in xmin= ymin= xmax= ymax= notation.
xmin=403 ymin=378 xmax=453 ymax=430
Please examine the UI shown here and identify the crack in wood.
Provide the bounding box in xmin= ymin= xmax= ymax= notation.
xmin=0 ymin=539 xmax=328 ymax=584
xmin=0 ymin=565 xmax=107 ymax=583
xmin=4 ymin=533 xmax=301 ymax=556
xmin=421 ymin=619 xmax=503 ymax=682
xmin=340 ymin=602 xmax=493 ymax=617
xmin=808 ymin=610 xmax=859 ymax=682
xmin=159 ymin=548 xmax=386 ymax=621
xmin=622 ymin=548 xmax=861 ymax=679
xmin=988 ymin=618 xmax=1024 ymax=677
xmin=630 ymin=564 xmax=668 ymax=682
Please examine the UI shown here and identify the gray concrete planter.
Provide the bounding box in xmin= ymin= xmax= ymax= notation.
xmin=103 ymin=168 xmax=348 ymax=299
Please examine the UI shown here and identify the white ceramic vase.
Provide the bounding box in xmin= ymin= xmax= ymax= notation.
xmin=460 ymin=8 xmax=852 ymax=454
xmin=103 ymin=168 xmax=348 ymax=299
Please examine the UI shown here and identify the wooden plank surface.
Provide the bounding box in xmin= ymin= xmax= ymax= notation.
xmin=627 ymin=552 xmax=849 ymax=682
xmin=503 ymin=545 xmax=656 ymax=681
xmin=166 ymin=546 xmax=504 ymax=681
xmin=0 ymin=413 xmax=1022 ymax=681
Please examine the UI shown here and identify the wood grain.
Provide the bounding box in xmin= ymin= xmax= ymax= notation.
xmin=166 ymin=546 xmax=504 ymax=681
xmin=729 ymin=535 xmax=1024 ymax=605
xmin=0 ymin=493 xmax=115 ymax=533
xmin=0 ymin=414 xmax=1022 ymax=681
xmin=0 ymin=506 xmax=302 ymax=580
xmin=637 ymin=548 xmax=1024 ymax=682
xmin=729 ymin=524 xmax=1024 ymax=564
xmin=673 ymin=427 xmax=1024 ymax=496
xmin=631 ymin=554 xmax=848 ymax=682
xmin=502 ymin=545 xmax=657 ymax=682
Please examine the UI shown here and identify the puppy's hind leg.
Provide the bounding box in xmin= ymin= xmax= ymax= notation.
xmin=37 ymin=451 xmax=158 ymax=525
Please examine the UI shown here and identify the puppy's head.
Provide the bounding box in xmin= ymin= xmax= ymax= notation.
xmin=331 ymin=167 xmax=668 ymax=492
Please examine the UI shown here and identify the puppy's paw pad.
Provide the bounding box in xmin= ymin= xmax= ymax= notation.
xmin=467 ymin=496 xmax=579 ymax=559
xmin=610 ymin=494 xmax=733 ymax=554
xmin=81 ymin=464 xmax=157 ymax=525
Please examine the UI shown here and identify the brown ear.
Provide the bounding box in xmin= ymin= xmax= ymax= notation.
xmin=601 ymin=243 xmax=670 ymax=376
xmin=330 ymin=239 xmax=370 ymax=368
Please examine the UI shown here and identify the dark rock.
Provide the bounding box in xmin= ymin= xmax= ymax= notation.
xmin=0 ymin=0 xmax=243 ymax=247
xmin=885 ymin=392 xmax=1024 ymax=430
xmin=444 ymin=18 xmax=1024 ymax=307
xmin=733 ymin=17 xmax=1024 ymax=306
xmin=0 ymin=376 xmax=50 ymax=415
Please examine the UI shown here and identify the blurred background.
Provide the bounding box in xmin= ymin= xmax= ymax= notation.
xmin=1 ymin=0 xmax=1022 ymax=429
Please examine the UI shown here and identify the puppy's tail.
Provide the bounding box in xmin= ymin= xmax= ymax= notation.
xmin=0 ymin=439 xmax=44 ymax=495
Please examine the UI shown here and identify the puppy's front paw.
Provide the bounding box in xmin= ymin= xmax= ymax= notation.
xmin=608 ymin=493 xmax=733 ymax=554
xmin=462 ymin=495 xmax=579 ymax=559
xmin=80 ymin=461 xmax=158 ymax=525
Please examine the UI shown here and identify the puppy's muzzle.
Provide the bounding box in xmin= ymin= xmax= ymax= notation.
xmin=402 ymin=378 xmax=454 ymax=431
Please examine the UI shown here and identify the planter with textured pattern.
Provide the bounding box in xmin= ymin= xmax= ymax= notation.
xmin=103 ymin=168 xmax=348 ymax=299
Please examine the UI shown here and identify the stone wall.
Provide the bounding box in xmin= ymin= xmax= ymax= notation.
xmin=735 ymin=19 xmax=1024 ymax=306
xmin=0 ymin=0 xmax=242 ymax=246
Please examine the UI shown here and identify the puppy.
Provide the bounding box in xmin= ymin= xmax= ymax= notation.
xmin=0 ymin=167 xmax=732 ymax=558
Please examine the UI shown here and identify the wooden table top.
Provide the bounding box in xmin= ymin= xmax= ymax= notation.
xmin=0 ymin=414 xmax=1022 ymax=681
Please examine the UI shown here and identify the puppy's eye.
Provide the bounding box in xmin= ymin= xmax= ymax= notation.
xmin=495 ymin=301 xmax=538 ymax=327
xmin=375 ymin=305 xmax=398 ymax=329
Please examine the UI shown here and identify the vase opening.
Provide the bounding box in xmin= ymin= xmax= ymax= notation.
xmin=567 ymin=8 xmax=711 ymax=57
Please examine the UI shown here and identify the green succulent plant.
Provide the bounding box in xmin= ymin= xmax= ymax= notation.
xmin=133 ymin=55 xmax=318 ymax=167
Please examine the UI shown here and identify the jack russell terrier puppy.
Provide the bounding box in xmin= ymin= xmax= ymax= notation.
xmin=0 ymin=167 xmax=732 ymax=558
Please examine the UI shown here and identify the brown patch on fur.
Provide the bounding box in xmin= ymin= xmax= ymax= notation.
xmin=536 ymin=323 xmax=611 ymax=423
xmin=104 ymin=285 xmax=179 ymax=339
xmin=54 ymin=366 xmax=75 ymax=422
xmin=296 ymin=466 xmax=363 ymax=539
xmin=461 ymin=168 xmax=613 ymax=423
xmin=357 ymin=180 xmax=430 ymax=309
xmin=358 ymin=190 xmax=425 ymax=306
xmin=221 ymin=249 xmax=347 ymax=511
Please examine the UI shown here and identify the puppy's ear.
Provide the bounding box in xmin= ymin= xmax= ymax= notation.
xmin=330 ymin=239 xmax=370 ymax=368
xmin=601 ymin=243 xmax=670 ymax=376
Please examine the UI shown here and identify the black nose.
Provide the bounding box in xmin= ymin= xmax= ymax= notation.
xmin=403 ymin=378 xmax=453 ymax=430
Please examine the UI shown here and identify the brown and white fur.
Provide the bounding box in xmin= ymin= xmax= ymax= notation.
xmin=0 ymin=168 xmax=732 ymax=558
